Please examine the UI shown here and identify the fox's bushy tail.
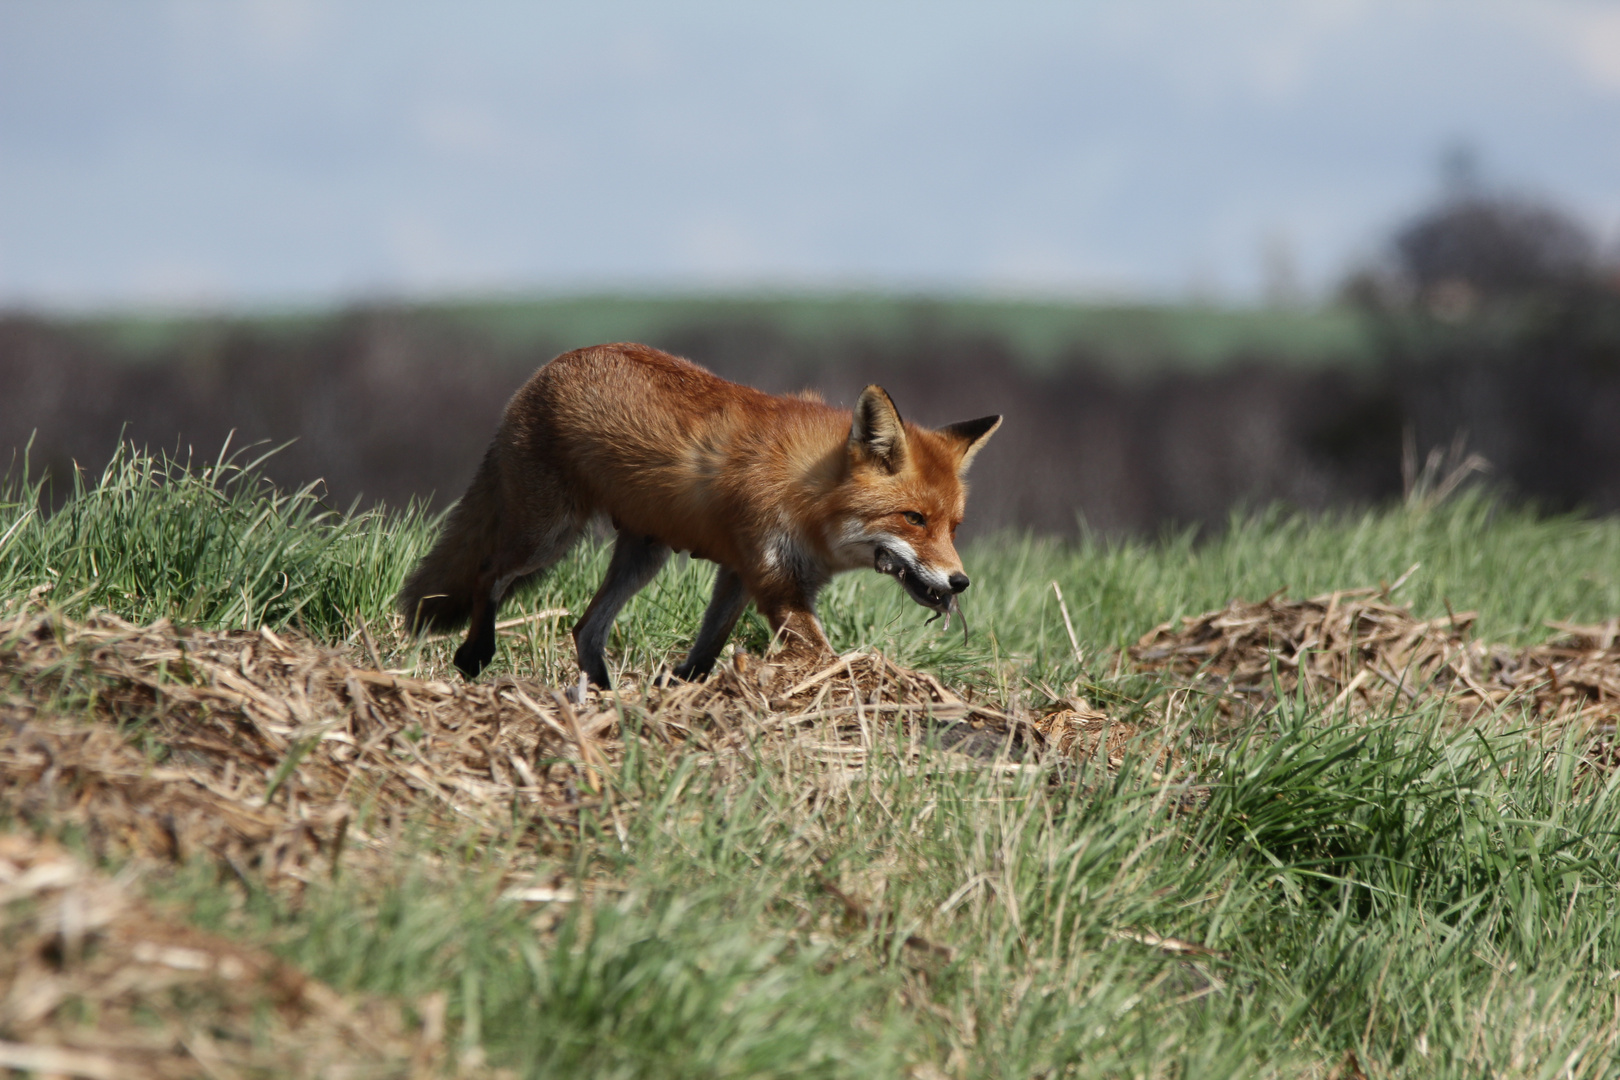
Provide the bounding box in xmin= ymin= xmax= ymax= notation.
xmin=397 ymin=445 xmax=502 ymax=633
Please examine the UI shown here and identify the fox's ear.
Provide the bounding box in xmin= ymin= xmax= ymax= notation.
xmin=940 ymin=415 xmax=1001 ymax=473
xmin=849 ymin=385 xmax=908 ymax=471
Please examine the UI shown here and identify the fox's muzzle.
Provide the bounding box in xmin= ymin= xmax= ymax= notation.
xmin=874 ymin=545 xmax=958 ymax=615
xmin=875 ymin=545 xmax=972 ymax=642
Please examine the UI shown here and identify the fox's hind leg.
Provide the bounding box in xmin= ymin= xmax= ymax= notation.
xmin=573 ymin=531 xmax=671 ymax=689
xmin=454 ymin=515 xmax=585 ymax=680
xmin=672 ymin=567 xmax=750 ymax=680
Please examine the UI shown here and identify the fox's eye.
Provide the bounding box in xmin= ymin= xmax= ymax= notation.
xmin=903 ymin=511 xmax=926 ymax=527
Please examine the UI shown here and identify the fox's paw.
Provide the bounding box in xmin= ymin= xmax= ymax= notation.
xmin=453 ymin=639 xmax=494 ymax=680
xmin=668 ymin=658 xmax=715 ymax=683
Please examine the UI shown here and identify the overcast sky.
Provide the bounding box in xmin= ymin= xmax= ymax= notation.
xmin=2 ymin=1 xmax=1618 ymax=311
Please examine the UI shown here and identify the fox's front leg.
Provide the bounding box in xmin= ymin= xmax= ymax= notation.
xmin=755 ymin=588 xmax=835 ymax=665
xmin=673 ymin=567 xmax=750 ymax=680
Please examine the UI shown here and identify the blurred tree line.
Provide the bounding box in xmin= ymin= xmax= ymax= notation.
xmin=4 ymin=171 xmax=1618 ymax=537
xmin=1330 ymin=155 xmax=1620 ymax=517
xmin=1346 ymin=151 xmax=1619 ymax=359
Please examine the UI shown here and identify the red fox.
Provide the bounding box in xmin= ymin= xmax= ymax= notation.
xmin=398 ymin=343 xmax=1000 ymax=688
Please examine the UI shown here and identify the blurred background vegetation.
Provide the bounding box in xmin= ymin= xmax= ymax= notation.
xmin=5 ymin=182 xmax=1619 ymax=538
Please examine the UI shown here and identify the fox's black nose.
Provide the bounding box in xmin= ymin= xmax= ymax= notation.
xmin=947 ymin=573 xmax=970 ymax=593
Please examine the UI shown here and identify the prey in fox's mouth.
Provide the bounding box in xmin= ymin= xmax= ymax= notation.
xmin=874 ymin=545 xmax=971 ymax=641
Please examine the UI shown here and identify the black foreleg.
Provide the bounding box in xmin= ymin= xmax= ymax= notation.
xmin=672 ymin=567 xmax=750 ymax=680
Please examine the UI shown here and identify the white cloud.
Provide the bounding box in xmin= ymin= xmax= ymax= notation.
xmin=1519 ymin=1 xmax=1620 ymax=93
xmin=674 ymin=215 xmax=768 ymax=278
xmin=125 ymin=256 xmax=230 ymax=308
xmin=416 ymin=102 xmax=510 ymax=159
xmin=161 ymin=0 xmax=333 ymax=65
xmin=979 ymin=240 xmax=1141 ymax=297
xmin=383 ymin=210 xmax=498 ymax=291
xmin=1237 ymin=0 xmax=1381 ymax=102
xmin=1116 ymin=0 xmax=1383 ymax=105
xmin=238 ymin=0 xmax=328 ymax=58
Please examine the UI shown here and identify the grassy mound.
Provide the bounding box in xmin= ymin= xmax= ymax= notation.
xmin=4 ymin=446 xmax=1620 ymax=1078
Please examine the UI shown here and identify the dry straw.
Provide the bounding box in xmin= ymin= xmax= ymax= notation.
xmin=0 ymin=610 xmax=1045 ymax=894
xmin=1129 ymin=586 xmax=1620 ymax=752
xmin=5 ymin=589 xmax=1620 ymax=1070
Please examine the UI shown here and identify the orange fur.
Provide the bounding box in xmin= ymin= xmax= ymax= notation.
xmin=398 ymin=343 xmax=1000 ymax=687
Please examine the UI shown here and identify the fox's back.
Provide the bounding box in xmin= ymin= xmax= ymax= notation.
xmin=503 ymin=344 xmax=844 ymax=559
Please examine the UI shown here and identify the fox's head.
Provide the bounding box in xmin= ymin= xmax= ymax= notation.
xmin=830 ymin=385 xmax=1001 ymax=623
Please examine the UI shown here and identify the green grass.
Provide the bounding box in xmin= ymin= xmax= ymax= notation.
xmin=0 ymin=440 xmax=435 ymax=640
xmin=7 ymin=446 xmax=1620 ymax=1077
xmin=160 ymin=701 xmax=1620 ymax=1078
xmin=970 ymin=494 xmax=1620 ymax=663
xmin=6 ymin=445 xmax=1613 ymax=684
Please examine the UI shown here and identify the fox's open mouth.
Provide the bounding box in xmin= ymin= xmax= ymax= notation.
xmin=874 ymin=546 xmax=950 ymax=611
xmin=874 ymin=546 xmax=967 ymax=640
